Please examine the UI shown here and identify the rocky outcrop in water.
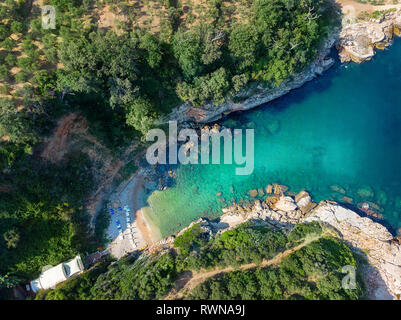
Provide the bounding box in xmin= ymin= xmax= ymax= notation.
xmin=338 ymin=9 xmax=401 ymax=63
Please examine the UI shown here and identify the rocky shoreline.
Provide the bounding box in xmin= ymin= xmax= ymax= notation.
xmin=170 ymin=190 xmax=401 ymax=300
xmin=338 ymin=8 xmax=401 ymax=63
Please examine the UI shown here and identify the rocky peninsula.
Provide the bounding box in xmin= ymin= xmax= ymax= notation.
xmin=166 ymin=6 xmax=401 ymax=125
xmin=338 ymin=8 xmax=401 ymax=63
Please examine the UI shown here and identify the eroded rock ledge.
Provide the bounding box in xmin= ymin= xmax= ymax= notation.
xmin=176 ymin=191 xmax=401 ymax=300
xmin=338 ymin=9 xmax=401 ymax=63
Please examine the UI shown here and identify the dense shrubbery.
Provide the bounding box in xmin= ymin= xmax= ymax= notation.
xmin=37 ymin=222 xmax=365 ymax=300
xmin=175 ymin=223 xmax=288 ymax=272
xmin=189 ymin=237 xmax=364 ymax=300
xmin=174 ymin=223 xmax=207 ymax=255
xmin=0 ymin=0 xmax=340 ymax=287
xmin=89 ymin=251 xmax=177 ymax=300
xmin=287 ymin=220 xmax=323 ymax=246
xmin=0 ymin=152 xmax=95 ymax=278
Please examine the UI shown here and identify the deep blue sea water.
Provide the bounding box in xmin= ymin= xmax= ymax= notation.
xmin=146 ymin=40 xmax=401 ymax=237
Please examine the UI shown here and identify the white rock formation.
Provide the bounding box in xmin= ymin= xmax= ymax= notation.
xmin=306 ymin=203 xmax=401 ymax=300
xmin=338 ymin=9 xmax=401 ymax=63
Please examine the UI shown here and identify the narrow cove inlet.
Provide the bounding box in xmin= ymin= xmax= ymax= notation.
xmin=146 ymin=40 xmax=401 ymax=238
xmin=4 ymin=0 xmax=401 ymax=303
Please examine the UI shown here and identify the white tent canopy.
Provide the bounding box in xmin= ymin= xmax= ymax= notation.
xmin=30 ymin=255 xmax=84 ymax=293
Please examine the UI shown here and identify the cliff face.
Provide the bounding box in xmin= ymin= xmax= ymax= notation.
xmin=187 ymin=192 xmax=401 ymax=300
xmin=338 ymin=9 xmax=401 ymax=63
xmin=166 ymin=32 xmax=339 ymax=124
xmin=305 ymin=203 xmax=401 ymax=300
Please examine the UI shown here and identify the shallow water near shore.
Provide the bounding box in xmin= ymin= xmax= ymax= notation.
xmin=145 ymin=40 xmax=401 ymax=237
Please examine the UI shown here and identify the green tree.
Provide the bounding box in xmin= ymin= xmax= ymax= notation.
xmin=0 ymin=65 xmax=9 ymax=81
xmin=3 ymin=229 xmax=19 ymax=249
xmin=229 ymin=24 xmax=259 ymax=70
xmin=15 ymin=71 xmax=28 ymax=83
xmin=5 ymin=53 xmax=17 ymax=67
xmin=139 ymin=32 xmax=163 ymax=68
xmin=172 ymin=30 xmax=203 ymax=79
xmin=1 ymin=38 xmax=16 ymax=51
xmin=0 ymin=274 xmax=20 ymax=289
xmin=125 ymin=97 xmax=156 ymax=136
xmin=0 ymin=24 xmax=10 ymax=41
xmin=10 ymin=21 xmax=25 ymax=34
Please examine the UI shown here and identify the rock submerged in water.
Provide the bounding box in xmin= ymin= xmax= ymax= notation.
xmin=330 ymin=185 xmax=346 ymax=194
xmin=342 ymin=196 xmax=354 ymax=204
xmin=375 ymin=42 xmax=388 ymax=51
xmin=358 ymin=202 xmax=384 ymax=219
xmin=221 ymin=119 xmax=239 ymax=128
xmin=273 ymin=184 xmax=288 ymax=195
xmin=248 ymin=189 xmax=258 ymax=198
xmin=377 ymin=191 xmax=388 ymax=206
xmin=266 ymin=119 xmax=280 ymax=134
xmin=367 ymin=201 xmax=383 ymax=212
xmin=265 ymin=184 xmax=273 ymax=194
xmin=357 ymin=186 xmax=375 ymax=198
xmin=265 ymin=195 xmax=280 ymax=207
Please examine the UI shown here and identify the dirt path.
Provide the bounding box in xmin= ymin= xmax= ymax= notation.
xmin=165 ymin=235 xmax=322 ymax=300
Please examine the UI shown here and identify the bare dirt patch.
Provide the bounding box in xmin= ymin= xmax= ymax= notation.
xmin=41 ymin=112 xmax=87 ymax=162
xmin=40 ymin=112 xmax=134 ymax=219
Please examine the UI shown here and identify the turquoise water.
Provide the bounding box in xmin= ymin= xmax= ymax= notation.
xmin=146 ymin=40 xmax=401 ymax=237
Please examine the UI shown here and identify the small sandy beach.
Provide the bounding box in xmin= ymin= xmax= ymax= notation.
xmin=136 ymin=206 xmax=162 ymax=246
xmin=106 ymin=169 xmax=162 ymax=258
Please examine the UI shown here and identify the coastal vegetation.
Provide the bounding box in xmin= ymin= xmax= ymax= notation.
xmin=0 ymin=151 xmax=96 ymax=278
xmin=0 ymin=0 xmax=339 ymax=288
xmin=35 ymin=221 xmax=366 ymax=300
xmin=189 ymin=237 xmax=362 ymax=300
